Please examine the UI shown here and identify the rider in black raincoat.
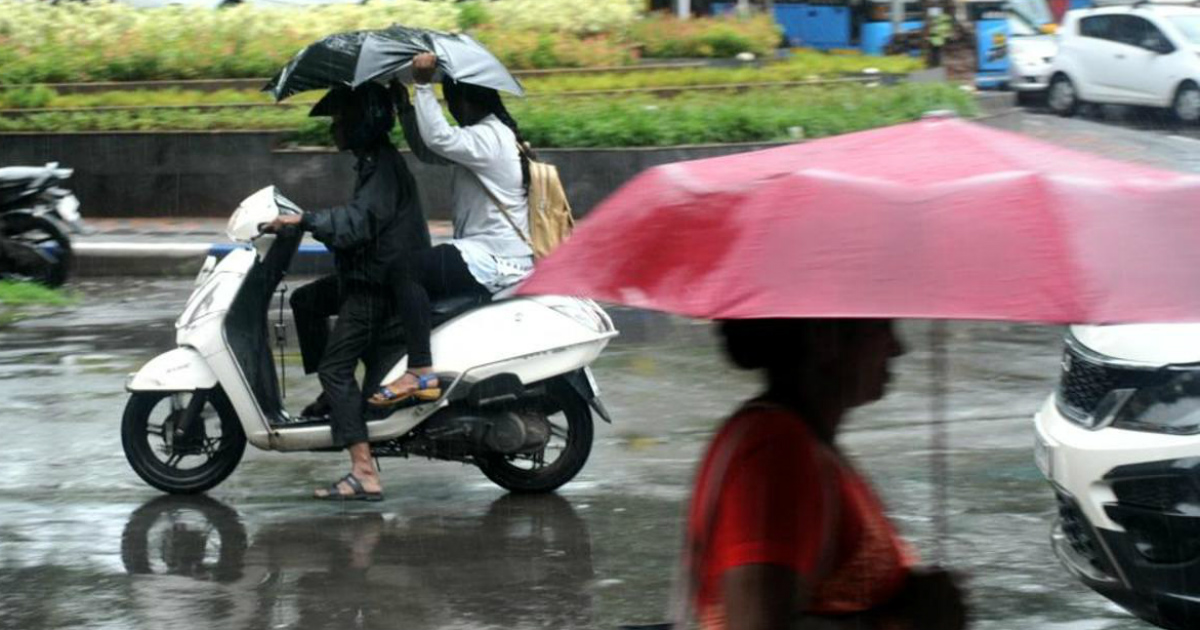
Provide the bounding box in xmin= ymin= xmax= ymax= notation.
xmin=264 ymin=82 xmax=430 ymax=501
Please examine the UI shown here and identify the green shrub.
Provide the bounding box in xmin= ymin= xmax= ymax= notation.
xmin=629 ymin=13 xmax=782 ymax=58
xmin=0 ymin=280 xmax=75 ymax=306
xmin=0 ymin=85 xmax=55 ymax=109
xmin=0 ymin=84 xmax=977 ymax=148
xmin=0 ymin=51 xmax=924 ymax=110
xmin=0 ymin=0 xmax=796 ymax=83
xmin=472 ymin=28 xmax=635 ymax=70
xmin=479 ymin=0 xmax=641 ymax=36
xmin=457 ymin=1 xmax=491 ymax=30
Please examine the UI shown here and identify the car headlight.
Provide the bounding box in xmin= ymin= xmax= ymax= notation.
xmin=1109 ymin=369 xmax=1200 ymax=435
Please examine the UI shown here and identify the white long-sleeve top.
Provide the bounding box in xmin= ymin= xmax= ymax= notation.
xmin=402 ymin=84 xmax=534 ymax=291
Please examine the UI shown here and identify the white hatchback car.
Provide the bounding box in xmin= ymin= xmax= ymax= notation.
xmin=1048 ymin=4 xmax=1200 ymax=121
xmin=1034 ymin=324 xmax=1200 ymax=630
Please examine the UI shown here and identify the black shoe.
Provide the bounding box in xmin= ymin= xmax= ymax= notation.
xmin=301 ymin=393 xmax=331 ymax=419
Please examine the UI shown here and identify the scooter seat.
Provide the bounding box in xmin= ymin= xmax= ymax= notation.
xmin=431 ymin=294 xmax=489 ymax=324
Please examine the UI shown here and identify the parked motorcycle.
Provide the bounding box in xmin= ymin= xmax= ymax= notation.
xmin=0 ymin=162 xmax=83 ymax=287
xmin=122 ymin=186 xmax=618 ymax=495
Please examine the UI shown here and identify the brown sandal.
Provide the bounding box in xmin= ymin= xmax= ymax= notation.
xmin=368 ymin=371 xmax=442 ymax=408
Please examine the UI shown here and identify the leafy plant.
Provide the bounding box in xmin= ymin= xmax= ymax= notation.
xmin=0 ymin=280 xmax=75 ymax=306
xmin=0 ymin=52 xmax=922 ymax=110
xmin=457 ymin=1 xmax=491 ymax=30
xmin=629 ymin=13 xmax=782 ymax=58
xmin=0 ymin=84 xmax=977 ymax=148
xmin=0 ymin=0 xmax=794 ymax=83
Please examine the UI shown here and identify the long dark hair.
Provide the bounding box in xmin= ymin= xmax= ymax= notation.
xmin=443 ymin=78 xmax=536 ymax=194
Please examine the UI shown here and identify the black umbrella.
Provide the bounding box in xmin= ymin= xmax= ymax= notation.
xmin=264 ymin=26 xmax=524 ymax=102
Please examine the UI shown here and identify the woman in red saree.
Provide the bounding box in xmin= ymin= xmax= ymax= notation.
xmin=688 ymin=319 xmax=968 ymax=630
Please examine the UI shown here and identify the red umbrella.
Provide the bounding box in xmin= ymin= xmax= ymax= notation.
xmin=519 ymin=117 xmax=1200 ymax=323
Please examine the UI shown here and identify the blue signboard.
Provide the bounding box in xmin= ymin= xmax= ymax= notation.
xmin=975 ymin=15 xmax=1010 ymax=87
xmin=712 ymin=2 xmax=852 ymax=49
xmin=860 ymin=20 xmax=924 ymax=55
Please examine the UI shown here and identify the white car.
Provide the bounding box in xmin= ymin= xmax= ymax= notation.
xmin=1010 ymin=31 xmax=1058 ymax=99
xmin=1048 ymin=4 xmax=1200 ymax=122
xmin=1034 ymin=324 xmax=1200 ymax=630
xmin=1009 ymin=0 xmax=1059 ymax=100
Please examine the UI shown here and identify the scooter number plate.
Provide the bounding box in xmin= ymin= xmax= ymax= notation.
xmin=584 ymin=367 xmax=601 ymax=398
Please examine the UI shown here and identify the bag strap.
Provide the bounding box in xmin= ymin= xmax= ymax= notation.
xmin=470 ymin=168 xmax=535 ymax=252
xmin=671 ymin=402 xmax=842 ymax=627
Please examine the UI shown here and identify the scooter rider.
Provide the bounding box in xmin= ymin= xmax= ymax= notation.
xmin=263 ymin=83 xmax=430 ymax=501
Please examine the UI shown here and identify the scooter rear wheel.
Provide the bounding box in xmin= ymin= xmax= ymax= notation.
xmin=122 ymin=389 xmax=246 ymax=494
xmin=477 ymin=382 xmax=593 ymax=494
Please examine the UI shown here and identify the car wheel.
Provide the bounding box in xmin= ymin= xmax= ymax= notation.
xmin=1049 ymin=75 xmax=1079 ymax=117
xmin=1172 ymin=82 xmax=1200 ymax=124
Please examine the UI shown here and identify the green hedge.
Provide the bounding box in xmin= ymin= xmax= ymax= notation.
xmin=0 ymin=0 xmax=782 ymax=84
xmin=0 ymin=84 xmax=977 ymax=148
xmin=0 ymin=52 xmax=923 ymax=110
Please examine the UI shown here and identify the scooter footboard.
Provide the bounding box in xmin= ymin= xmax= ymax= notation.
xmin=126 ymin=347 xmax=217 ymax=392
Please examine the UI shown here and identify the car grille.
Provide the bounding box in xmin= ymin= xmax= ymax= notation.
xmin=1056 ymin=491 xmax=1114 ymax=577
xmin=1112 ymin=477 xmax=1198 ymax=513
xmin=1055 ymin=342 xmax=1166 ymax=428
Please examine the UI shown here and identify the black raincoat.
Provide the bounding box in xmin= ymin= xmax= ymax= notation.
xmin=301 ymin=138 xmax=430 ymax=287
xmin=290 ymin=83 xmax=430 ymax=446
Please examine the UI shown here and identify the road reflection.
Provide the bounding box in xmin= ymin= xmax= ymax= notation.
xmin=119 ymin=493 xmax=595 ymax=630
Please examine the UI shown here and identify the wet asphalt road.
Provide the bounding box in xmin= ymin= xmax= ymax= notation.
xmin=0 ymin=277 xmax=1155 ymax=630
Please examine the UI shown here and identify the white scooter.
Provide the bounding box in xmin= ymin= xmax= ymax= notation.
xmin=122 ymin=187 xmax=618 ymax=495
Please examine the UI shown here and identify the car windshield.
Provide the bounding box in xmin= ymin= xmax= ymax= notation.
xmin=1009 ymin=0 xmax=1053 ymax=24
xmin=1007 ymin=0 xmax=1052 ymax=36
xmin=1168 ymin=15 xmax=1200 ymax=44
xmin=1009 ymin=16 xmax=1039 ymax=36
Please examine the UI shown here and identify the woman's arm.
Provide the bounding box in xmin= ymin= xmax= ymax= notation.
xmin=391 ymin=83 xmax=452 ymax=166
xmin=412 ymin=84 xmax=502 ymax=171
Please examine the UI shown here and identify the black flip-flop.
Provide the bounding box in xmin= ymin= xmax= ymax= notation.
xmin=314 ymin=473 xmax=383 ymax=502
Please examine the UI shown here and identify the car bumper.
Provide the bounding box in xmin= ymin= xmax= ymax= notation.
xmin=1035 ymin=396 xmax=1200 ymax=630
xmin=1008 ymin=62 xmax=1051 ymax=92
xmin=1009 ymin=73 xmax=1050 ymax=92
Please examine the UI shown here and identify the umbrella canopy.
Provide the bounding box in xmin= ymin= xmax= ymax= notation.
xmin=264 ymin=26 xmax=523 ymax=102
xmin=519 ymin=117 xmax=1200 ymax=324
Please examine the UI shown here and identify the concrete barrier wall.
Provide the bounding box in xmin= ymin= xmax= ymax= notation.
xmin=0 ymin=132 xmax=784 ymax=220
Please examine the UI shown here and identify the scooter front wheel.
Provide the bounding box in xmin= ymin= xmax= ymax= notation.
xmin=122 ymin=389 xmax=246 ymax=494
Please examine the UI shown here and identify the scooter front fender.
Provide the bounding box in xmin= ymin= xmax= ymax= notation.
xmin=126 ymin=347 xmax=218 ymax=392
